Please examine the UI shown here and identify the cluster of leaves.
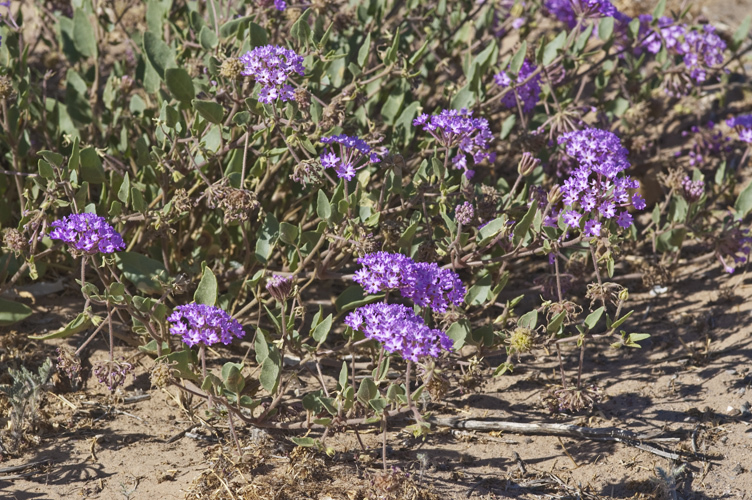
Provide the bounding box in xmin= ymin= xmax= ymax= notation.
xmin=1 ymin=0 xmax=752 ymax=454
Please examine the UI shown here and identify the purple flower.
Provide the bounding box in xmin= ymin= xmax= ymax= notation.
xmin=168 ymin=304 xmax=245 ymax=347
xmin=319 ymin=134 xmax=384 ymax=181
xmin=545 ymin=0 xmax=624 ymax=28
xmin=584 ymin=219 xmax=602 ymax=237
xmin=239 ymin=45 xmax=304 ymax=104
xmin=494 ymin=59 xmax=541 ymax=114
xmin=353 ymin=252 xmax=466 ymax=312
xmin=677 ymin=121 xmax=731 ymax=166
xmin=413 ymin=108 xmax=495 ymax=178
xmin=727 ymin=115 xmax=752 ymax=143
xmin=266 ymin=274 xmax=293 ymax=301
xmin=345 ymin=303 xmax=453 ymax=362
xmin=556 ymin=128 xmax=641 ymax=232
xmin=50 ymin=213 xmax=126 ymax=255
xmin=640 ymin=17 xmax=726 ymax=96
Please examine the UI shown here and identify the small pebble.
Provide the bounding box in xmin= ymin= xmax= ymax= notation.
xmin=726 ymin=369 xmax=738 ymax=375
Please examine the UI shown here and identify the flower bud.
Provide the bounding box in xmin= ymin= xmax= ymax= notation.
xmin=618 ymin=289 xmax=629 ymax=302
xmin=517 ymin=152 xmax=540 ymax=177
xmin=266 ymin=274 xmax=294 ymax=302
xmin=548 ymin=184 xmax=562 ymax=205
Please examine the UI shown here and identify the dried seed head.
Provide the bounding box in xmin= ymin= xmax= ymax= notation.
xmin=586 ymin=282 xmax=625 ymax=308
xmin=150 ymin=362 xmax=174 ymax=388
xmin=3 ymin=228 xmax=28 ymax=254
xmin=293 ymin=87 xmax=310 ymax=109
xmin=0 ymin=76 xmax=13 ymax=99
xmin=214 ymin=187 xmax=260 ymax=224
xmin=219 ymin=58 xmax=245 ymax=80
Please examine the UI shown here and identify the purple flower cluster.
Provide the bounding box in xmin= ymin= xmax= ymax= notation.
xmin=555 ymin=128 xmax=644 ymax=235
xmin=681 ymin=176 xmax=704 ymax=203
xmin=413 ymin=108 xmax=495 ymax=179
xmin=266 ymin=274 xmax=293 ymax=301
xmin=168 ymin=303 xmax=245 ymax=347
xmin=345 ymin=303 xmax=453 ymax=362
xmin=258 ymin=0 xmax=286 ymax=10
xmin=726 ymin=115 xmax=752 ymax=143
xmin=239 ymin=45 xmax=304 ymax=104
xmin=545 ymin=0 xmax=625 ymax=28
xmin=455 ymin=202 xmax=474 ymax=226
xmin=676 ymin=121 xmax=731 ymax=166
xmin=50 ymin=213 xmax=126 ymax=255
xmin=494 ymin=59 xmax=542 ymax=114
xmin=641 ymin=17 xmax=726 ymax=95
xmin=93 ymin=359 xmax=133 ymax=392
xmin=320 ymin=134 xmax=383 ymax=181
xmin=353 ymin=252 xmax=465 ymax=312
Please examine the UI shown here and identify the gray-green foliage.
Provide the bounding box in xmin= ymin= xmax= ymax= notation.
xmin=0 ymin=358 xmax=54 ymax=450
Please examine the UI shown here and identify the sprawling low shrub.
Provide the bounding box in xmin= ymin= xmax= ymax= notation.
xmin=1 ymin=0 xmax=751 ymax=459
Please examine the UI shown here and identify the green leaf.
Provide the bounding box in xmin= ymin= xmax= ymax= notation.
xmin=73 ymin=8 xmax=97 ymax=58
xmin=734 ymin=179 xmax=752 ymax=218
xmin=626 ymin=332 xmax=650 ymax=347
xmin=291 ymin=9 xmax=313 ymax=47
xmin=652 ymin=0 xmax=666 ymax=19
xmin=509 ymin=41 xmax=527 ymax=75
xmin=159 ymin=348 xmax=199 ymax=381
xmin=335 ymin=285 xmax=382 ymax=313
xmin=65 ymin=70 xmax=92 ymax=124
xmin=165 ymin=68 xmax=195 ymax=105
xmin=609 ymin=310 xmax=633 ymax=330
xmin=38 ymin=150 xmax=64 ymax=168
xmin=500 ymin=114 xmax=516 ymax=140
xmin=38 ymin=160 xmax=54 ymax=180
xmin=311 ymin=313 xmax=332 ymax=344
xmin=384 ymin=27 xmax=400 ymax=65
xmin=279 ymin=222 xmax=299 ymax=245
xmin=466 ymin=272 xmax=492 ymax=306
xmin=199 ymin=26 xmax=218 ymax=50
xmin=79 ymin=147 xmax=106 ymax=184
xmin=584 ymin=306 xmax=605 ymax=330
xmin=446 ymin=320 xmax=470 ymax=350
xmin=143 ymin=31 xmax=174 ymax=80
xmin=114 ymin=252 xmax=168 ymax=295
xmin=598 ymin=16 xmax=615 ymax=41
xmin=316 ymin=189 xmax=332 ymax=221
xmin=546 ymin=311 xmax=566 ymax=334
xmin=221 ymin=362 xmax=245 ymax=395
xmin=513 ymin=203 xmax=537 ymax=245
xmin=477 ymin=215 xmax=506 ymax=247
xmin=734 ymin=15 xmax=752 ymax=46
xmin=450 ymin=84 xmax=475 ymax=110
xmin=517 ymin=309 xmax=538 ymax=330
xmin=357 ymin=377 xmax=378 ymax=405
xmin=255 ymin=330 xmax=270 ymax=364
xmin=193 ymin=99 xmax=224 ymax=124
xmin=260 ymin=357 xmax=281 ymax=393
xmin=543 ymin=31 xmax=567 ymax=66
xmin=358 ymin=32 xmax=371 ymax=67
xmin=194 ymin=264 xmax=218 ymax=306
xmin=0 ymin=298 xmax=32 ymax=327
xmin=250 ymin=22 xmax=268 ymax=47
xmin=290 ymin=437 xmax=320 ymax=448
xmin=219 ymin=16 xmax=251 ymax=38
xmin=118 ymin=172 xmax=130 ymax=204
